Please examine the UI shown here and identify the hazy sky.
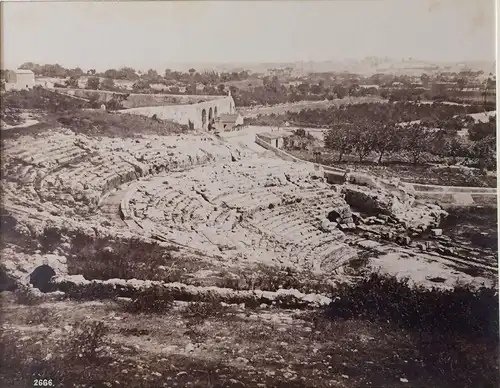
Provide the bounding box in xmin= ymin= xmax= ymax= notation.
xmin=1 ymin=0 xmax=496 ymax=71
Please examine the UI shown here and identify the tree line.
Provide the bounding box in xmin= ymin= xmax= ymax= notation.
xmin=322 ymin=115 xmax=496 ymax=170
xmin=261 ymin=102 xmax=496 ymax=170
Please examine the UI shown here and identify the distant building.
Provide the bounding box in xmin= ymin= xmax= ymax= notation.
xmin=150 ymin=83 xmax=169 ymax=91
xmin=214 ymin=113 xmax=244 ymax=132
xmin=5 ymin=69 xmax=35 ymax=91
xmin=359 ymin=84 xmax=380 ymax=89
xmin=259 ymin=132 xmax=289 ymax=149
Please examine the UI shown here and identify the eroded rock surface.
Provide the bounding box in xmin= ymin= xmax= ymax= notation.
xmin=342 ymin=173 xmax=447 ymax=231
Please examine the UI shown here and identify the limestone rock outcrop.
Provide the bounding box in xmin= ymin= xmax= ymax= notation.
xmin=342 ymin=174 xmax=447 ymax=231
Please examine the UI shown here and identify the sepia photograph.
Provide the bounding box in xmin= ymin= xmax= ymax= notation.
xmin=0 ymin=0 xmax=498 ymax=387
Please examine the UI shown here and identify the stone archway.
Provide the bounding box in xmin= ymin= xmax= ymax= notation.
xmin=201 ymin=109 xmax=207 ymax=130
xmin=208 ymin=107 xmax=214 ymax=131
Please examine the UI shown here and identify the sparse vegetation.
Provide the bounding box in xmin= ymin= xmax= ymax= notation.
xmin=124 ymin=287 xmax=174 ymax=314
xmin=56 ymin=110 xmax=188 ymax=137
xmin=67 ymin=320 xmax=110 ymax=362
xmin=14 ymin=285 xmax=42 ymax=306
xmin=181 ymin=296 xmax=228 ymax=320
xmin=1 ymin=87 xmax=90 ymax=113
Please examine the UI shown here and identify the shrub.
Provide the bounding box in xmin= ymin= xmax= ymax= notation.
xmin=14 ymin=285 xmax=42 ymax=306
xmin=67 ymin=234 xmax=180 ymax=282
xmin=326 ymin=273 xmax=498 ymax=339
xmin=66 ymin=320 xmax=109 ymax=363
xmin=181 ymin=295 xmax=228 ymax=320
xmin=86 ymin=77 xmax=100 ymax=90
xmin=124 ymin=287 xmax=174 ymax=314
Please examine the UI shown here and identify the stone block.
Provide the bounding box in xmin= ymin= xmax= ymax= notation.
xmin=431 ymin=229 xmax=443 ymax=237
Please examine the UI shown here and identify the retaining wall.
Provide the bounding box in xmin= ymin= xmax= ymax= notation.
xmin=120 ymin=96 xmax=235 ymax=129
xmin=53 ymin=88 xmax=223 ymax=109
xmin=254 ymin=134 xmax=498 ymax=202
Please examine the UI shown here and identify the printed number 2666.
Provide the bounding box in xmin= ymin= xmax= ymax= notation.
xmin=33 ymin=379 xmax=54 ymax=387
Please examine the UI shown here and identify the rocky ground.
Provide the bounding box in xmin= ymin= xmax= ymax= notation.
xmin=0 ymin=117 xmax=498 ymax=387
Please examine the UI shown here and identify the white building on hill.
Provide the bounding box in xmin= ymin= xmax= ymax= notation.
xmin=5 ymin=69 xmax=35 ymax=91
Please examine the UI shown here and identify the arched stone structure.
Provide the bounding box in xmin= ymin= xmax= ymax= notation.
xmin=201 ymin=109 xmax=207 ymax=130
xmin=121 ymin=95 xmax=236 ymax=130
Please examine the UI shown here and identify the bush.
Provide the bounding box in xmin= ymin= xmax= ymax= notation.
xmin=124 ymin=287 xmax=174 ymax=314
xmin=181 ymin=295 xmax=228 ymax=320
xmin=326 ymin=273 xmax=498 ymax=339
xmin=66 ymin=320 xmax=109 ymax=363
xmin=14 ymin=285 xmax=42 ymax=306
xmin=67 ymin=233 xmax=180 ymax=282
xmin=86 ymin=77 xmax=100 ymax=90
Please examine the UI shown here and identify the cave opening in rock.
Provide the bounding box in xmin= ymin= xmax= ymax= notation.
xmin=30 ymin=264 xmax=56 ymax=293
xmin=327 ymin=209 xmax=341 ymax=223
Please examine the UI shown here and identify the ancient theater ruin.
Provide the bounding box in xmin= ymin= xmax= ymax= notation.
xmin=1 ymin=91 xmax=496 ymax=298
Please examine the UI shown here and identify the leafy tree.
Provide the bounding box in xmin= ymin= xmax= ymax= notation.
xmin=446 ymin=136 xmax=470 ymax=161
xmin=333 ymin=85 xmax=347 ymax=99
xmin=132 ymin=79 xmax=150 ymax=91
xmin=100 ymin=78 xmax=116 ymax=91
xmin=117 ymin=67 xmax=138 ymax=81
xmin=294 ymin=128 xmax=307 ymax=138
xmin=372 ymin=123 xmax=401 ymax=163
xmin=324 ymin=124 xmax=356 ymax=162
xmin=19 ymin=62 xmax=41 ymax=74
xmin=144 ymin=69 xmax=161 ymax=83
xmin=86 ymin=76 xmax=100 ymax=90
xmin=104 ymin=69 xmax=120 ymax=79
xmin=67 ymin=67 xmax=84 ymax=78
xmin=38 ymin=64 xmax=67 ymax=78
xmin=469 ymin=117 xmax=496 ymax=142
xmin=471 ymin=135 xmax=496 ymax=171
xmin=65 ymin=76 xmax=80 ymax=88
xmin=351 ymin=122 xmax=375 ymax=162
xmin=402 ymin=124 xmax=434 ymax=165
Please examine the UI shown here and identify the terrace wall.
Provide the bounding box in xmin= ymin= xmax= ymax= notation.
xmin=254 ymin=134 xmax=497 ymax=204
